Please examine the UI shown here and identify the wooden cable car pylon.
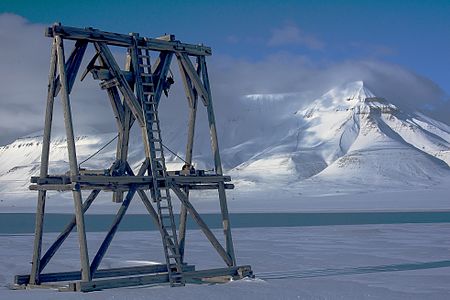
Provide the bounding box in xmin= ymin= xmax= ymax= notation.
xmin=13 ymin=23 xmax=252 ymax=292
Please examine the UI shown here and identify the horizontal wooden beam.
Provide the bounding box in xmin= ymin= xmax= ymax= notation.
xmin=75 ymin=265 xmax=251 ymax=292
xmin=31 ymin=174 xmax=231 ymax=185
xmin=29 ymin=182 xmax=234 ymax=191
xmin=15 ymin=264 xmax=195 ymax=285
xmin=89 ymin=67 xmax=134 ymax=82
xmin=46 ymin=24 xmax=211 ymax=56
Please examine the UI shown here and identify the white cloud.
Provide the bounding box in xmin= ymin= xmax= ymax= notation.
xmin=0 ymin=14 xmax=447 ymax=147
xmin=268 ymin=23 xmax=325 ymax=50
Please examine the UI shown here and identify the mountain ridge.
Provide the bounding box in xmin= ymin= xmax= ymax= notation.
xmin=1 ymin=81 xmax=449 ymax=202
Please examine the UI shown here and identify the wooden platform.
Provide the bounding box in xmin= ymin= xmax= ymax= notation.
xmin=29 ymin=174 xmax=234 ymax=191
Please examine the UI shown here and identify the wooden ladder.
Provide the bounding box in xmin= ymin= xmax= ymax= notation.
xmin=133 ymin=41 xmax=185 ymax=287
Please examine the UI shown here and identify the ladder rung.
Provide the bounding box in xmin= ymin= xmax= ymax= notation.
xmin=139 ymin=54 xmax=151 ymax=59
xmin=141 ymin=73 xmax=153 ymax=76
xmin=168 ymin=254 xmax=181 ymax=259
xmin=142 ymin=82 xmax=154 ymax=86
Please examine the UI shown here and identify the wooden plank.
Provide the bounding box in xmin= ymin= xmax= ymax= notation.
xmin=46 ymin=24 xmax=212 ymax=56
xmin=153 ymin=52 xmax=173 ymax=105
xmin=54 ymin=40 xmax=88 ymax=96
xmin=94 ymin=42 xmax=145 ymax=126
xmin=29 ymin=182 xmax=234 ymax=191
xmin=89 ymin=67 xmax=134 ymax=82
xmin=76 ymin=266 xmax=249 ymax=292
xmin=16 ymin=264 xmax=195 ymax=285
xmin=31 ymin=174 xmax=231 ymax=185
xmin=171 ymin=185 xmax=233 ymax=266
xmin=105 ymin=86 xmax=125 ymax=128
xmin=39 ymin=189 xmax=100 ymax=272
xmin=187 ymin=183 xmax=234 ymax=190
xmin=56 ymin=35 xmax=91 ymax=282
xmin=29 ymin=37 xmax=58 ymax=285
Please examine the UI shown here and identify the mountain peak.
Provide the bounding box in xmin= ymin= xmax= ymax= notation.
xmin=303 ymin=81 xmax=377 ymax=112
xmin=325 ymin=81 xmax=376 ymax=103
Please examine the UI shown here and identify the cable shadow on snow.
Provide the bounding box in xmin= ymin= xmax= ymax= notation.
xmin=257 ymin=260 xmax=450 ymax=280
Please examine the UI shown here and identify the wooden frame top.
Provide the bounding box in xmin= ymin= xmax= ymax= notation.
xmin=45 ymin=24 xmax=212 ymax=56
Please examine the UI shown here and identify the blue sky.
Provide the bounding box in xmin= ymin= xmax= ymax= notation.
xmin=0 ymin=1 xmax=449 ymax=145
xmin=1 ymin=0 xmax=449 ymax=93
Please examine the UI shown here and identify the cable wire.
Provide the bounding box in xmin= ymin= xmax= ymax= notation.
xmin=78 ymin=134 xmax=118 ymax=168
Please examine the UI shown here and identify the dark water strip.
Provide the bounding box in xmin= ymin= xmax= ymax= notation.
xmin=1 ymin=212 xmax=450 ymax=234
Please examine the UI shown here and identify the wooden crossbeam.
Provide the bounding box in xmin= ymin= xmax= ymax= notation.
xmin=75 ymin=266 xmax=251 ymax=292
xmin=89 ymin=160 xmax=148 ymax=275
xmin=39 ymin=190 xmax=100 ymax=273
xmin=29 ymin=182 xmax=235 ymax=191
xmin=177 ymin=53 xmax=209 ymax=106
xmin=94 ymin=42 xmax=145 ymax=126
xmin=16 ymin=264 xmax=195 ymax=285
xmin=90 ymin=188 xmax=136 ymax=277
xmin=31 ymin=174 xmax=232 ymax=185
xmin=171 ymin=185 xmax=233 ymax=266
xmin=54 ymin=40 xmax=88 ymax=96
xmin=46 ymin=24 xmax=212 ymax=56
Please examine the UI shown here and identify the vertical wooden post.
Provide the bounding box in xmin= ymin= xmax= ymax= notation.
xmin=199 ymin=56 xmax=236 ymax=266
xmin=55 ymin=35 xmax=91 ymax=282
xmin=177 ymin=57 xmax=200 ymax=260
xmin=113 ymin=51 xmax=133 ymax=202
xmin=29 ymin=38 xmax=58 ymax=285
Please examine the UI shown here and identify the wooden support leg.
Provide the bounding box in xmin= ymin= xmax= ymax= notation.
xmin=199 ymin=56 xmax=236 ymax=266
xmin=56 ymin=36 xmax=91 ymax=282
xmin=90 ymin=188 xmax=136 ymax=276
xmin=30 ymin=191 xmax=46 ymax=284
xmin=171 ymin=185 xmax=233 ymax=266
xmin=39 ymin=190 xmax=100 ymax=272
xmin=217 ymin=182 xmax=236 ymax=266
xmin=178 ymin=204 xmax=188 ymax=261
xmin=30 ymin=38 xmax=58 ymax=285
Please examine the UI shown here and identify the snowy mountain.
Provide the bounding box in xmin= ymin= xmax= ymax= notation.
xmin=1 ymin=81 xmax=449 ymax=207
xmin=231 ymin=81 xmax=450 ymax=189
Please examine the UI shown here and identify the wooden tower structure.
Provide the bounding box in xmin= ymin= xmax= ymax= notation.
xmin=14 ymin=24 xmax=252 ymax=292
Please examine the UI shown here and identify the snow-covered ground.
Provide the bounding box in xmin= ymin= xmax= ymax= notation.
xmin=1 ymin=224 xmax=450 ymax=299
